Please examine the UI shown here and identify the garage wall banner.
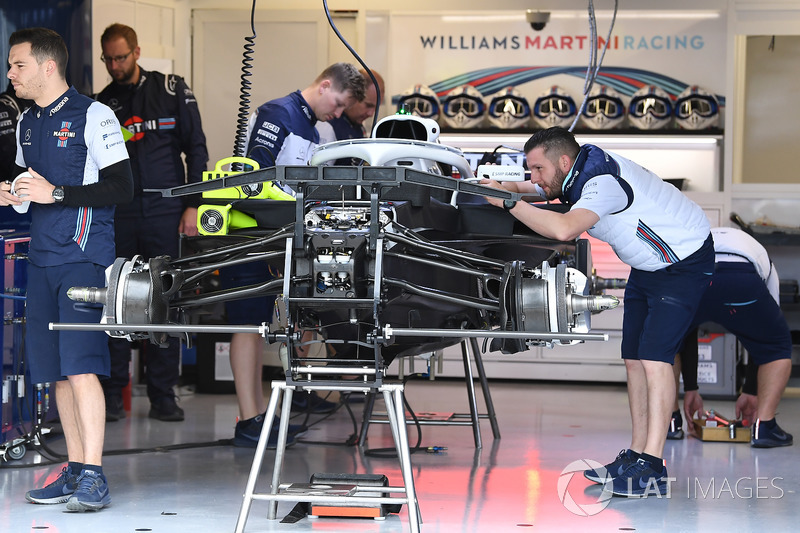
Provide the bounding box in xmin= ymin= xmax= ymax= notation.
xmin=379 ymin=10 xmax=726 ymax=109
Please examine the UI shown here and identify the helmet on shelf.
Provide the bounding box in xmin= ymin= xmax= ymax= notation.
xmin=441 ymin=84 xmax=486 ymax=129
xmin=580 ymin=85 xmax=625 ymax=130
xmin=486 ymin=87 xmax=531 ymax=129
xmin=396 ymin=84 xmax=441 ymax=119
xmin=532 ymin=86 xmax=577 ymax=129
xmin=628 ymin=85 xmax=673 ymax=130
xmin=674 ymin=85 xmax=720 ymax=130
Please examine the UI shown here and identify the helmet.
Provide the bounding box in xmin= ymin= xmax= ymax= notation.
xmin=628 ymin=85 xmax=673 ymax=130
xmin=486 ymin=87 xmax=531 ymax=129
xmin=396 ymin=84 xmax=441 ymax=119
xmin=441 ymin=84 xmax=486 ymax=129
xmin=532 ymin=86 xmax=577 ymax=129
xmin=675 ymin=85 xmax=720 ymax=130
xmin=580 ymin=85 xmax=625 ymax=130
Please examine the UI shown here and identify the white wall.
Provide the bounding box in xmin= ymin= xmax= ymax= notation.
xmin=191 ymin=9 xmax=329 ymax=165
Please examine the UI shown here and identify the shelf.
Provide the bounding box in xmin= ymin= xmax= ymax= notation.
xmin=439 ymin=131 xmax=724 ymax=194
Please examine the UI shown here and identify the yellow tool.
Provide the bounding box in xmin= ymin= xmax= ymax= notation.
xmin=197 ymin=204 xmax=258 ymax=236
xmin=201 ymin=156 xmax=295 ymax=201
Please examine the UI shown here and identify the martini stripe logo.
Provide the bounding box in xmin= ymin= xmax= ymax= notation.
xmin=54 ymin=121 xmax=76 ymax=148
xmin=73 ymin=206 xmax=92 ymax=251
xmin=391 ymin=66 xmax=725 ymax=106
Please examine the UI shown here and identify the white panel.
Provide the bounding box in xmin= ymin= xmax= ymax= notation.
xmin=135 ymin=4 xmax=175 ymax=55
xmin=741 ymin=35 xmax=800 ymax=185
xmin=192 ymin=10 xmax=328 ymax=166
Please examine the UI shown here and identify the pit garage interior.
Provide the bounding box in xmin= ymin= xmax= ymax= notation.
xmin=3 ymin=1 xmax=800 ymax=532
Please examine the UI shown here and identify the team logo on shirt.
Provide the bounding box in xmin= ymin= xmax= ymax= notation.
xmin=49 ymin=96 xmax=69 ymax=117
xmin=53 ymin=121 xmax=77 ymax=148
xmin=123 ymin=115 xmax=177 ymax=142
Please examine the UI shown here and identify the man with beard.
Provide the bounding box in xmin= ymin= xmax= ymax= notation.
xmin=482 ymin=126 xmax=714 ymax=498
xmin=96 ymin=23 xmax=208 ymax=422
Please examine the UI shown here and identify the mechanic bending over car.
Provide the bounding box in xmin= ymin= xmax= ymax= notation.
xmin=316 ymin=68 xmax=385 ymax=165
xmin=481 ymin=126 xmax=714 ymax=498
xmin=224 ymin=62 xmax=366 ymax=450
xmin=668 ymin=227 xmax=792 ymax=448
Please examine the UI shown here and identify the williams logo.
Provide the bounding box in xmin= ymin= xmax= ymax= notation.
xmin=54 ymin=121 xmax=76 ymax=148
xmin=419 ymin=33 xmax=705 ymax=51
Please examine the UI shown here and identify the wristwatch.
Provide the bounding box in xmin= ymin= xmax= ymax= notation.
xmin=503 ymin=199 xmax=517 ymax=212
xmin=52 ymin=186 xmax=65 ymax=203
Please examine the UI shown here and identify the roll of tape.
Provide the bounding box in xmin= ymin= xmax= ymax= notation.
xmin=11 ymin=171 xmax=32 ymax=214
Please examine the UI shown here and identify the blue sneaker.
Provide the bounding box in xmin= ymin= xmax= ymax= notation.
xmin=752 ymin=419 xmax=793 ymax=448
xmin=65 ymin=469 xmax=111 ymax=512
xmin=233 ymin=415 xmax=299 ymax=449
xmin=606 ymin=458 xmax=669 ymax=498
xmin=25 ymin=466 xmax=78 ymax=504
xmin=584 ymin=449 xmax=638 ymax=484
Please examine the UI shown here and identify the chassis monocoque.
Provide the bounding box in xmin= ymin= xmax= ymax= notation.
xmin=58 ymin=116 xmax=618 ymax=388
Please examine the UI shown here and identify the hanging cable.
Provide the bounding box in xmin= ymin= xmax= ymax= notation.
xmin=322 ymin=0 xmax=382 ymax=136
xmin=568 ymin=0 xmax=618 ymax=132
xmin=232 ymin=0 xmax=259 ymax=162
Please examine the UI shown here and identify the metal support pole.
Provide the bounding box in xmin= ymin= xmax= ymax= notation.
xmin=383 ymin=384 xmax=422 ymax=531
xmin=234 ymin=380 xmax=285 ymax=533
xmin=460 ymin=340 xmax=482 ymax=448
xmin=469 ymin=337 xmax=501 ymax=440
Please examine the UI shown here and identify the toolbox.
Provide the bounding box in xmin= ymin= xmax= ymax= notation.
xmin=692 ymin=417 xmax=751 ymax=443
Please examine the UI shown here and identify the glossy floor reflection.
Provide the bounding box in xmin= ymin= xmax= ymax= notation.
xmin=3 ymin=378 xmax=799 ymax=533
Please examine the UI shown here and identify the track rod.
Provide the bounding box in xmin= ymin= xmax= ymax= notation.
xmin=383 ymin=326 xmax=607 ymax=342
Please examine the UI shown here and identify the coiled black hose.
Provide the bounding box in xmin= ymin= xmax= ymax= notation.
xmin=232 ymin=0 xmax=258 ymax=162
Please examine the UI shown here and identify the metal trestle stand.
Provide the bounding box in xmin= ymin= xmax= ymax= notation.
xmin=360 ymin=337 xmax=500 ymax=448
xmin=234 ymin=379 xmax=422 ymax=533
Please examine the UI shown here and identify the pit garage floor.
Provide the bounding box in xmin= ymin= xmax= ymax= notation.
xmin=3 ymin=378 xmax=800 ymax=533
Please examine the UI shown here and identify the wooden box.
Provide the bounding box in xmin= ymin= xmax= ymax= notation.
xmin=692 ymin=419 xmax=751 ymax=443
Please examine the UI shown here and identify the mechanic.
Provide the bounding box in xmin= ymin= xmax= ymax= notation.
xmin=668 ymin=227 xmax=792 ymax=448
xmin=1 ymin=27 xmax=132 ymax=511
xmin=482 ymin=126 xmax=714 ymax=498
xmin=96 ymin=23 xmax=209 ymax=423
xmin=316 ymin=68 xmax=384 ymax=164
xmin=226 ymin=63 xmax=365 ymax=449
